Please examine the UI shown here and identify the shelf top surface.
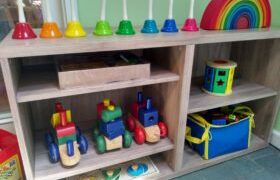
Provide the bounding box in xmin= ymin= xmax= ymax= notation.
xmin=188 ymin=79 xmax=277 ymax=113
xmin=182 ymin=134 xmax=267 ymax=172
xmin=1 ymin=28 xmax=280 ymax=58
xmin=34 ymin=132 xmax=174 ymax=180
xmin=17 ymin=67 xmax=179 ymax=103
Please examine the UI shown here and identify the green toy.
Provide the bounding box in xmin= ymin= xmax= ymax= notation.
xmin=101 ymin=106 xmax=122 ymax=123
xmin=93 ymin=0 xmax=113 ymax=36
xmin=202 ymin=60 xmax=237 ymax=96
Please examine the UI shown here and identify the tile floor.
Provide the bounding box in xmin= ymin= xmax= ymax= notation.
xmin=174 ymin=145 xmax=280 ymax=180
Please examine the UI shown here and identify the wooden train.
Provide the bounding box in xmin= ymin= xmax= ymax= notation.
xmin=44 ymin=103 xmax=88 ymax=167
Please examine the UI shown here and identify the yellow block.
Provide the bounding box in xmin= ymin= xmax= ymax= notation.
xmin=105 ymin=136 xmax=122 ymax=151
xmin=59 ymin=141 xmax=80 ymax=167
xmin=225 ymin=67 xmax=235 ymax=94
xmin=51 ymin=110 xmax=72 ymax=127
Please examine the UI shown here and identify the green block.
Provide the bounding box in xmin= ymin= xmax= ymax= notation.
xmin=212 ymin=68 xmax=229 ymax=94
xmin=57 ymin=134 xmax=77 ymax=145
xmin=102 ymin=106 xmax=122 ymax=123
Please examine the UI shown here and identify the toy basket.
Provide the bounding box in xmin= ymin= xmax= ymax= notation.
xmin=185 ymin=106 xmax=255 ymax=159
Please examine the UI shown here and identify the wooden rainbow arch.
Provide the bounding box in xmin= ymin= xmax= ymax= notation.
xmin=200 ymin=0 xmax=271 ymax=30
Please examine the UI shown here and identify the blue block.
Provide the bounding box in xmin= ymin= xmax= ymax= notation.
xmin=100 ymin=118 xmax=125 ymax=140
xmin=212 ymin=118 xmax=227 ymax=125
xmin=139 ymin=108 xmax=159 ymax=127
xmin=203 ymin=65 xmax=215 ymax=92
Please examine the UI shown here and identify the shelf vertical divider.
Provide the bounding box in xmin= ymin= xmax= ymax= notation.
xmin=143 ymin=45 xmax=195 ymax=171
xmin=1 ymin=58 xmax=34 ymax=179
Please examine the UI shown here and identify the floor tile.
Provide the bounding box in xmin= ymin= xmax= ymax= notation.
xmin=174 ymin=146 xmax=280 ymax=180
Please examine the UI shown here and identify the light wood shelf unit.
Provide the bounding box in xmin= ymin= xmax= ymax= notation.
xmin=0 ymin=28 xmax=279 ymax=180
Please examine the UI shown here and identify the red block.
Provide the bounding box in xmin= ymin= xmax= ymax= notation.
xmin=131 ymin=101 xmax=145 ymax=119
xmin=97 ymin=100 xmax=114 ymax=120
xmin=55 ymin=122 xmax=76 ymax=138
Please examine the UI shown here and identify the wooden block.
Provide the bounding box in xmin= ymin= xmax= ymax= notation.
xmin=226 ymin=67 xmax=235 ymax=94
xmin=135 ymin=120 xmax=160 ymax=143
xmin=131 ymin=102 xmax=145 ymax=119
xmin=57 ymin=61 xmax=150 ymax=89
xmin=57 ymin=134 xmax=77 ymax=145
xmin=51 ymin=110 xmax=72 ymax=128
xmin=55 ymin=122 xmax=76 ymax=138
xmin=101 ymin=106 xmax=122 ymax=123
xmin=97 ymin=100 xmax=114 ymax=120
xmin=104 ymin=135 xmax=122 ymax=151
xmin=59 ymin=141 xmax=80 ymax=167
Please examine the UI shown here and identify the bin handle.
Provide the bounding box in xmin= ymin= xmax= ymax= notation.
xmin=188 ymin=114 xmax=211 ymax=127
xmin=185 ymin=126 xmax=210 ymax=144
xmin=233 ymin=105 xmax=255 ymax=128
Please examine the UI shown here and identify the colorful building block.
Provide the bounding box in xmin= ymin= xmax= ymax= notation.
xmin=212 ymin=68 xmax=229 ymax=94
xmin=51 ymin=110 xmax=72 ymax=128
xmin=57 ymin=134 xmax=77 ymax=145
xmin=104 ymin=136 xmax=123 ymax=151
xmin=100 ymin=118 xmax=125 ymax=140
xmin=226 ymin=67 xmax=235 ymax=94
xmin=55 ymin=122 xmax=76 ymax=138
xmin=212 ymin=118 xmax=227 ymax=125
xmin=97 ymin=99 xmax=115 ymax=120
xmin=131 ymin=92 xmax=145 ymax=119
xmin=101 ymin=105 xmax=122 ymax=123
xmin=202 ymin=60 xmax=237 ymax=96
xmin=139 ymin=98 xmax=158 ymax=127
xmin=203 ymin=65 xmax=215 ymax=92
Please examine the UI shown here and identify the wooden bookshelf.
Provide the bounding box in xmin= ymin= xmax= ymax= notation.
xmin=0 ymin=28 xmax=279 ymax=179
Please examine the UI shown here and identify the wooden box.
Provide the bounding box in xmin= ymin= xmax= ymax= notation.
xmin=57 ymin=59 xmax=150 ymax=89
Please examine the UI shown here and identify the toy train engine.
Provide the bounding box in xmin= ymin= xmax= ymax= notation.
xmin=127 ymin=92 xmax=168 ymax=145
xmin=44 ymin=103 xmax=88 ymax=167
xmin=93 ymin=99 xmax=132 ymax=154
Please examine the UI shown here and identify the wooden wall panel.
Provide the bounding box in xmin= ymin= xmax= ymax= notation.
xmin=30 ymin=87 xmax=141 ymax=131
xmin=192 ymin=43 xmax=232 ymax=77
xmin=231 ymin=39 xmax=280 ymax=141
xmin=231 ymin=39 xmax=280 ymax=91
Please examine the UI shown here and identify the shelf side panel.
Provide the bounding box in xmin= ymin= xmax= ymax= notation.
xmin=143 ymin=45 xmax=195 ymax=170
xmin=1 ymin=59 xmax=34 ymax=179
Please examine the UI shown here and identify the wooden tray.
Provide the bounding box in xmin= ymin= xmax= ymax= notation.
xmin=57 ymin=59 xmax=150 ymax=89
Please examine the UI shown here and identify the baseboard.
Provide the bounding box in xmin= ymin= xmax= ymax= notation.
xmin=271 ymin=130 xmax=280 ymax=149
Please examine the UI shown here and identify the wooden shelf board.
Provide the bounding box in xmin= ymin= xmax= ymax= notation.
xmin=1 ymin=28 xmax=280 ymax=58
xmin=188 ymin=79 xmax=277 ymax=113
xmin=17 ymin=68 xmax=179 ymax=103
xmin=0 ymin=117 xmax=13 ymax=125
xmin=181 ymin=134 xmax=267 ymax=175
xmin=0 ymin=94 xmax=12 ymax=121
xmin=149 ymin=155 xmax=174 ymax=180
xmin=34 ymin=133 xmax=174 ymax=180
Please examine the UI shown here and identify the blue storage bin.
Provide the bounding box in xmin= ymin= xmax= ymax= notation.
xmin=185 ymin=106 xmax=255 ymax=159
